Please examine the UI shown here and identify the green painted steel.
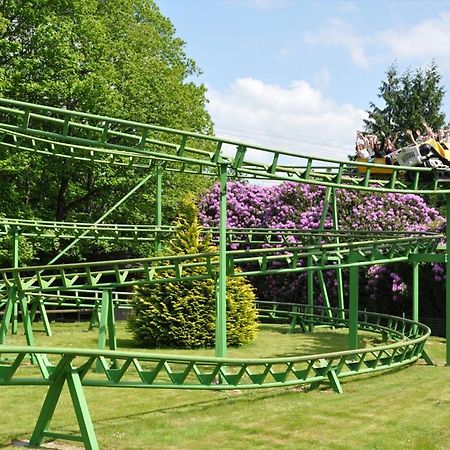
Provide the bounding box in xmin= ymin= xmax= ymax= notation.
xmin=0 ymin=301 xmax=433 ymax=449
xmin=155 ymin=163 xmax=163 ymax=253
xmin=0 ymin=305 xmax=432 ymax=394
xmin=348 ymin=252 xmax=359 ymax=351
xmin=47 ymin=172 xmax=155 ymax=266
xmin=412 ymin=262 xmax=419 ymax=325
xmin=0 ymin=98 xmax=450 ymax=194
xmin=0 ymin=234 xmax=442 ymax=296
xmin=216 ymin=163 xmax=228 ymax=358
xmin=0 ymin=98 xmax=449 ymax=448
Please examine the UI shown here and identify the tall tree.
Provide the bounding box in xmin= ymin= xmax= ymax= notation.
xmin=364 ymin=62 xmax=446 ymax=147
xmin=0 ymin=0 xmax=213 ymax=260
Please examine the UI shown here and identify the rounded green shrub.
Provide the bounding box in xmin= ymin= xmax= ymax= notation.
xmin=128 ymin=212 xmax=258 ymax=349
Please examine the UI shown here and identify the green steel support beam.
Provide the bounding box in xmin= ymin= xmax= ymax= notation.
xmin=0 ymin=287 xmax=36 ymax=358
xmin=0 ymin=288 xmax=14 ymax=345
xmin=18 ymin=293 xmax=35 ymax=347
xmin=412 ymin=262 xmax=419 ymax=332
xmin=29 ymin=366 xmax=67 ymax=447
xmin=215 ymin=163 xmax=228 ymax=358
xmin=11 ymin=300 xmax=18 ymax=336
xmin=331 ymin=188 xmax=345 ymax=319
xmin=39 ymin=298 xmax=52 ymax=337
xmin=307 ymin=255 xmax=314 ymax=332
xmin=30 ymin=361 xmax=99 ymax=450
xmin=349 ymin=252 xmax=359 ymax=351
xmin=30 ymin=297 xmax=52 ymax=336
xmin=317 ymin=270 xmax=333 ymax=319
xmin=96 ymin=290 xmax=116 ymax=372
xmin=47 ymin=171 xmax=155 ymax=266
xmin=88 ymin=301 xmax=100 ymax=331
xmin=11 ymin=228 xmax=19 ymax=335
xmin=446 ymin=194 xmax=450 ymax=366
xmin=96 ymin=289 xmax=116 ymax=371
xmin=327 ymin=369 xmax=343 ymax=394
xmin=66 ymin=370 xmax=99 ymax=450
xmin=318 ymin=186 xmax=332 ymax=231
xmin=155 ymin=164 xmax=163 ymax=253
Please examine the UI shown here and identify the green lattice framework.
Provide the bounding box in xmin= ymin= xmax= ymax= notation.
xmin=0 ymin=98 xmax=449 ymax=450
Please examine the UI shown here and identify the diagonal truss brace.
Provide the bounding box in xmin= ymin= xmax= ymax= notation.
xmin=29 ymin=357 xmax=99 ymax=450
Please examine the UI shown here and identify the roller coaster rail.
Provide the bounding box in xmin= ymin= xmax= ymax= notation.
xmin=0 ymin=97 xmax=449 ymax=194
xmin=0 ymin=98 xmax=449 ymax=450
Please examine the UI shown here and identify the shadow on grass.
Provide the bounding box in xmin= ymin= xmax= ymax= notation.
xmin=91 ymin=387 xmax=306 ymax=427
xmin=115 ymin=337 xmax=140 ymax=349
xmin=111 ymin=324 xmax=378 ymax=359
xmin=270 ymin=332 xmax=374 ymax=358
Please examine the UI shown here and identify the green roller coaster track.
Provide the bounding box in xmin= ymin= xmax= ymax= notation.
xmin=0 ymin=98 xmax=449 ymax=449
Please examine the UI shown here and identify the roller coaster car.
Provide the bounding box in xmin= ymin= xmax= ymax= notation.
xmin=397 ymin=139 xmax=450 ymax=181
xmin=355 ymin=156 xmax=395 ymax=174
xmin=356 ymin=139 xmax=450 ymax=181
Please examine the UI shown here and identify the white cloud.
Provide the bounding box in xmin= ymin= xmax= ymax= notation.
xmin=378 ymin=11 xmax=450 ymax=60
xmin=206 ymin=77 xmax=366 ymax=162
xmin=314 ymin=68 xmax=331 ymax=91
xmin=304 ymin=11 xmax=450 ymax=71
xmin=304 ymin=18 xmax=371 ymax=69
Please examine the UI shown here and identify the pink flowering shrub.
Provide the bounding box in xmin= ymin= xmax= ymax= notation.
xmin=198 ymin=181 xmax=445 ymax=315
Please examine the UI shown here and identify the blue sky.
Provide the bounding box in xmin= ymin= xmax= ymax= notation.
xmin=157 ymin=0 xmax=450 ymax=160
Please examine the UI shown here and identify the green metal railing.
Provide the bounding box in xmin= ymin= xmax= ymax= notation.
xmin=0 ymin=217 xmax=440 ymax=246
xmin=0 ymin=234 xmax=442 ymax=293
xmin=0 ymin=304 xmax=431 ymax=449
xmin=0 ymin=98 xmax=448 ymax=449
xmin=0 ymin=98 xmax=449 ymax=194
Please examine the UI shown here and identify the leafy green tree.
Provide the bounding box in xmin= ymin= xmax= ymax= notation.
xmin=364 ymin=62 xmax=446 ymax=147
xmin=128 ymin=206 xmax=258 ymax=349
xmin=0 ymin=0 xmax=213 ymax=261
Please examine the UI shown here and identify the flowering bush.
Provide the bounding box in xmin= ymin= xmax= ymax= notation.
xmin=198 ymin=181 xmax=445 ymax=315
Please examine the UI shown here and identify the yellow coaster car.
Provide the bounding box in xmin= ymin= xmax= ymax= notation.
xmin=355 ymin=157 xmax=394 ymax=174
xmin=356 ymin=139 xmax=450 ymax=178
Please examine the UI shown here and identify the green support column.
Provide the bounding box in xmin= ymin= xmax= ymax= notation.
xmin=155 ymin=163 xmax=163 ymax=253
xmin=331 ymin=188 xmax=345 ymax=319
xmin=30 ymin=297 xmax=52 ymax=336
xmin=11 ymin=227 xmax=19 ymax=335
xmin=318 ymin=187 xmax=332 ymax=231
xmin=412 ymin=262 xmax=419 ymax=325
xmin=0 ymin=287 xmax=15 ymax=344
xmin=11 ymin=299 xmax=18 ymax=335
xmin=317 ymin=270 xmax=333 ymax=319
xmin=19 ymin=292 xmax=35 ymax=347
xmin=96 ymin=289 xmax=116 ymax=371
xmin=446 ymin=194 xmax=450 ymax=365
xmin=307 ymin=256 xmax=314 ymax=332
xmin=30 ymin=362 xmax=99 ymax=450
xmin=215 ymin=162 xmax=228 ymax=358
xmin=349 ymin=252 xmax=359 ymax=351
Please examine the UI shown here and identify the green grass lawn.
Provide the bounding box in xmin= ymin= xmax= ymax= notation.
xmin=0 ymin=321 xmax=449 ymax=450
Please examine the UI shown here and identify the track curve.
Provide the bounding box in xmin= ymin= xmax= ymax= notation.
xmin=0 ymin=98 xmax=444 ymax=449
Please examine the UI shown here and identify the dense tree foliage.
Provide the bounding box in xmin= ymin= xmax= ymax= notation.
xmin=364 ymin=62 xmax=446 ymax=147
xmin=128 ymin=206 xmax=258 ymax=349
xmin=0 ymin=0 xmax=212 ymax=262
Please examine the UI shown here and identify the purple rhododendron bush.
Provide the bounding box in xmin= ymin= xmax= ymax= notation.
xmin=198 ymin=181 xmax=445 ymax=318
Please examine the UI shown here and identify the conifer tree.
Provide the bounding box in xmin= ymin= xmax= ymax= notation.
xmin=128 ymin=204 xmax=258 ymax=349
xmin=365 ymin=62 xmax=445 ymax=147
